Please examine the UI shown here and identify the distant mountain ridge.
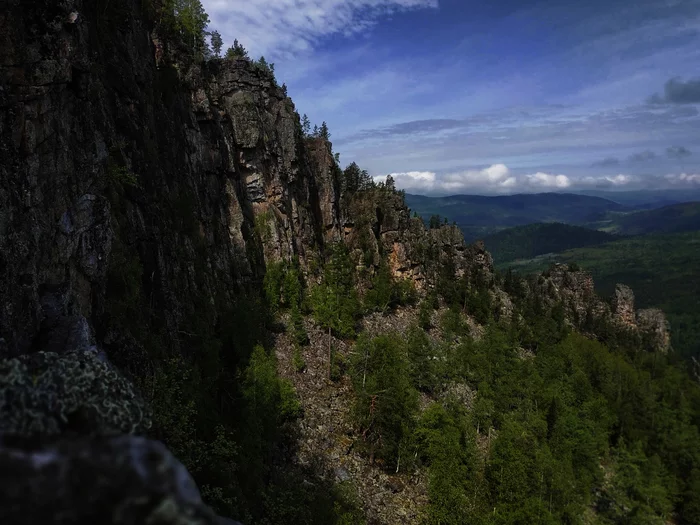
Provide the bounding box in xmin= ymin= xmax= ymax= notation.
xmin=406 ymin=192 xmax=700 ymax=242
xmin=405 ymin=192 xmax=632 ymax=241
xmin=587 ymin=201 xmax=700 ymax=235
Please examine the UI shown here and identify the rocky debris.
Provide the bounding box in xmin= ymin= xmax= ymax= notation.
xmin=274 ymin=316 xmax=429 ymax=524
xmin=0 ymin=350 xmax=151 ymax=438
xmin=0 ymin=434 xmax=231 ymax=525
xmin=440 ymin=382 xmax=476 ymax=411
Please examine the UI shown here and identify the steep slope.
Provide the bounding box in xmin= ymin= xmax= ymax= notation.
xmin=482 ymin=222 xmax=618 ymax=265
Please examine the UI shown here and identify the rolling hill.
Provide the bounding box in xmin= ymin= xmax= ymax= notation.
xmin=405 ymin=192 xmax=632 ymax=241
xmin=482 ymin=223 xmax=619 ymax=265
xmin=586 ymin=201 xmax=700 ymax=235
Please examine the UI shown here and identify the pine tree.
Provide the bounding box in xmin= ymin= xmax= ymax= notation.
xmin=210 ymin=30 xmax=223 ymax=57
xmin=319 ymin=121 xmax=330 ymax=140
xmin=301 ymin=114 xmax=311 ymax=136
xmin=225 ymin=39 xmax=248 ymax=59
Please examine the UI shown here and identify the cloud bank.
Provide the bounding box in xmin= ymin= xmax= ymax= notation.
xmin=374 ymin=164 xmax=700 ymax=195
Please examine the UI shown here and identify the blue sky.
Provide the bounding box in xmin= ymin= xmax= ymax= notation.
xmin=202 ymin=0 xmax=700 ymax=195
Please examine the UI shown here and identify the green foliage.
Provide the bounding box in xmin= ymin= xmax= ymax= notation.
xmin=311 ymin=243 xmax=360 ymax=338
xmin=416 ymin=403 xmax=476 ymax=524
xmin=330 ymin=344 xmax=346 ymax=382
xmin=364 ymin=262 xmax=417 ymax=313
xmin=210 ymin=30 xmax=223 ymax=57
xmin=418 ymin=298 xmax=433 ymax=329
xmin=482 ymin=222 xmax=618 ymax=265
xmin=351 ymin=334 xmax=419 ymax=469
xmin=405 ymin=325 xmax=437 ymax=393
xmin=254 ymin=56 xmax=276 ymax=78
xmin=292 ymin=347 xmax=306 ymax=373
xmin=301 ymin=114 xmax=311 ymax=136
xmin=155 ymin=0 xmax=211 ymax=56
xmin=225 ymin=39 xmax=249 ymax=59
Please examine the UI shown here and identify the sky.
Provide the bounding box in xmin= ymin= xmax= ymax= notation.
xmin=202 ymin=0 xmax=700 ymax=195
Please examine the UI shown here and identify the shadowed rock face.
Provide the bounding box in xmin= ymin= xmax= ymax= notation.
xmin=0 ymin=434 xmax=234 ymax=525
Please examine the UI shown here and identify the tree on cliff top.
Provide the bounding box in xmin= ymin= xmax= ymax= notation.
xmin=210 ymin=30 xmax=223 ymax=57
xmin=225 ymin=39 xmax=249 ymax=59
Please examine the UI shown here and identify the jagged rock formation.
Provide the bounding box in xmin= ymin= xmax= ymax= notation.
xmin=534 ymin=264 xmax=670 ymax=352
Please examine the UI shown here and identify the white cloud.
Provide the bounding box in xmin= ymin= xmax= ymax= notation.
xmin=578 ymin=174 xmax=637 ymax=187
xmin=524 ymin=172 xmax=572 ymax=189
xmin=379 ymin=164 xmax=566 ymax=193
xmin=202 ymin=0 xmax=438 ymax=59
xmin=665 ymin=172 xmax=700 ymax=184
xmin=377 ymin=165 xmax=658 ymax=194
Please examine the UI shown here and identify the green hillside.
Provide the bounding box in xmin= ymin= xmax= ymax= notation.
xmin=587 ymin=201 xmax=700 ymax=235
xmin=506 ymin=231 xmax=700 ymax=359
xmin=482 ymin=222 xmax=619 ymax=264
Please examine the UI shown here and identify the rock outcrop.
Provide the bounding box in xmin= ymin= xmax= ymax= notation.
xmin=534 ymin=264 xmax=671 ymax=352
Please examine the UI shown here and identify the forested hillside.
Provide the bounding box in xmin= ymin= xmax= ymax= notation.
xmin=2 ymin=1 xmax=700 ymax=525
xmin=586 ymin=202 xmax=700 ymax=235
xmin=482 ymin=223 xmax=618 ymax=264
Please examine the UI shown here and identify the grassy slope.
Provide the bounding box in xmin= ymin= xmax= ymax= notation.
xmin=505 ymin=231 xmax=700 ymax=358
xmin=482 ymin=222 xmax=619 ymax=265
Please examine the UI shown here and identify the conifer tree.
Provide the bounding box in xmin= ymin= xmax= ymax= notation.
xmin=210 ymin=30 xmax=223 ymax=57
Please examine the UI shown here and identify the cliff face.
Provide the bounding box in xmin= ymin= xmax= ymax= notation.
xmin=0 ymin=0 xmax=336 ymax=360
xmin=0 ymin=0 xmax=495 ymax=362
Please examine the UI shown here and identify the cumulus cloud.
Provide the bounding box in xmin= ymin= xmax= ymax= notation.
xmin=524 ymin=173 xmax=572 ymax=189
xmin=648 ymin=77 xmax=700 ymax=105
xmin=628 ymin=150 xmax=657 ymax=163
xmin=664 ymin=173 xmax=700 ymax=185
xmin=666 ymin=145 xmax=692 ymax=159
xmin=378 ymin=164 xmax=652 ymax=194
xmin=202 ymin=0 xmax=439 ymax=58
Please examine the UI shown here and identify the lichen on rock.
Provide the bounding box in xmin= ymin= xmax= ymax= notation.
xmin=0 ymin=350 xmax=151 ymax=438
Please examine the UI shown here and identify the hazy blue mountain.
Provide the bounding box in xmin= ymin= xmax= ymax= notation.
xmin=574 ymin=189 xmax=700 ymax=208
xmin=405 ymin=192 xmax=632 ymax=241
